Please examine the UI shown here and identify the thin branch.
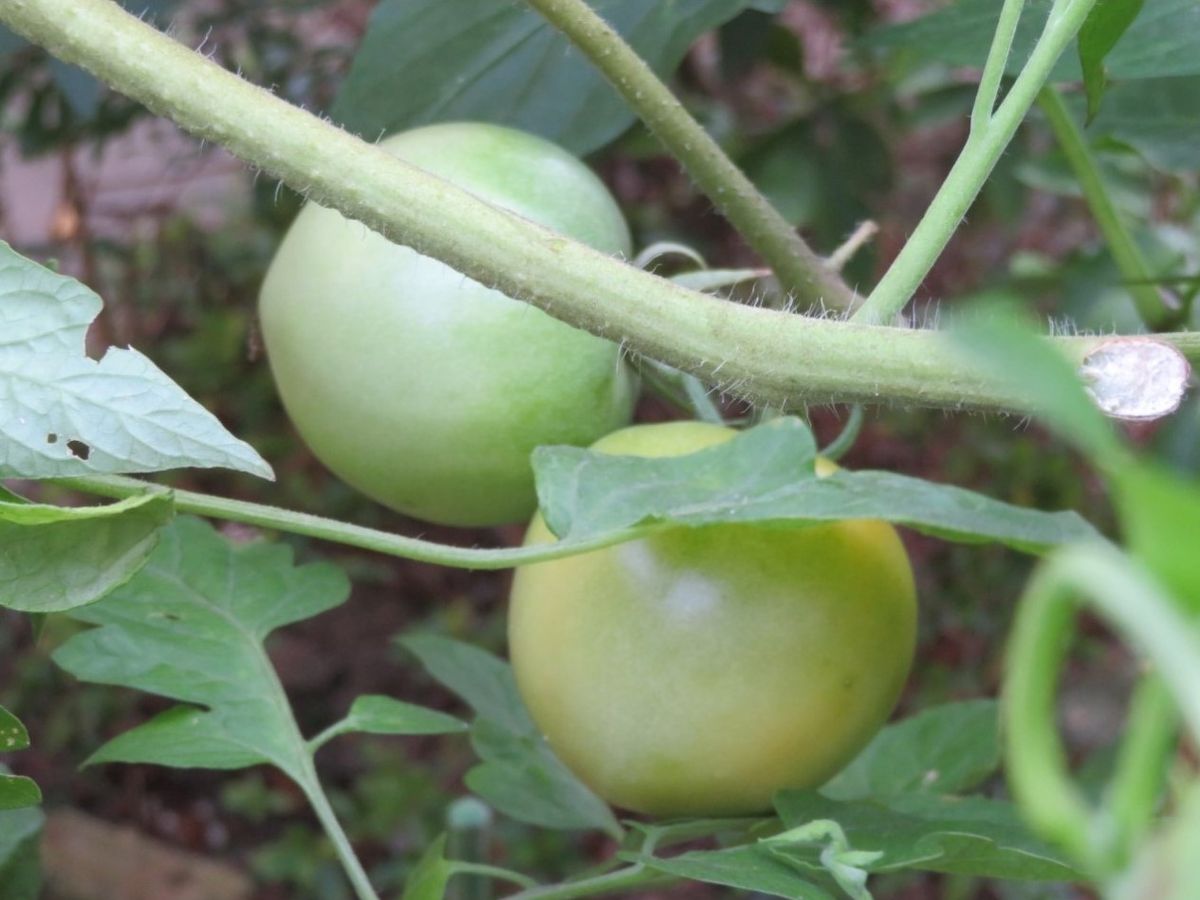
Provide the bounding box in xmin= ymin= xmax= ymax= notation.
xmin=971 ymin=0 xmax=1027 ymax=136
xmin=857 ymin=0 xmax=1103 ymax=323
xmin=524 ymin=0 xmax=857 ymax=310
xmin=1037 ymin=85 xmax=1182 ymax=330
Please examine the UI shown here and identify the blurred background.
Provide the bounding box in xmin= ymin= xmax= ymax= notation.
xmin=1 ymin=0 xmax=1197 ymax=897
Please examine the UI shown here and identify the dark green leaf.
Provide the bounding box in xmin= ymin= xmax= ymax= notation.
xmin=634 ymin=843 xmax=835 ymax=899
xmin=1088 ymin=75 xmax=1200 ymax=174
xmin=775 ymin=792 xmax=1079 ymax=880
xmin=822 ymin=701 xmax=1001 ymax=802
xmin=0 ymin=710 xmax=40 ymax=811
xmin=53 ymin=517 xmax=350 ymax=779
xmin=1079 ymin=0 xmax=1145 ymax=121
xmin=0 ymin=491 xmax=172 ymax=613
xmin=866 ymin=0 xmax=1200 ymax=82
xmin=534 ymin=417 xmax=1100 ymax=553
xmin=402 ymin=833 xmax=452 ymax=900
xmin=332 ymin=0 xmax=754 ymax=155
xmin=0 ymin=806 xmax=42 ymax=900
xmin=402 ymin=635 xmax=621 ymax=837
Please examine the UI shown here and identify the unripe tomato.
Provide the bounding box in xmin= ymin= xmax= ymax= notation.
xmin=509 ymin=421 xmax=918 ymax=817
xmin=258 ymin=122 xmax=637 ymax=527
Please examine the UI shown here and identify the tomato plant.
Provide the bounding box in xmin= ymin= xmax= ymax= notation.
xmin=258 ymin=121 xmax=637 ymax=526
xmin=509 ymin=421 xmax=917 ymax=817
xmin=3 ymin=1 xmax=1200 ymax=900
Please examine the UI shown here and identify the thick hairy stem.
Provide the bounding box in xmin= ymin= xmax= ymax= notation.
xmin=524 ymin=0 xmax=856 ymax=310
xmin=3 ymin=0 xmax=1194 ymax=414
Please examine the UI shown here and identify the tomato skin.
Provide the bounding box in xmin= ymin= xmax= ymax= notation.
xmin=508 ymin=421 xmax=918 ymax=817
xmin=258 ymin=122 xmax=637 ymax=527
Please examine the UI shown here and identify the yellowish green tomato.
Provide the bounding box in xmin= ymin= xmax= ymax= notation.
xmin=258 ymin=122 xmax=637 ymax=527
xmin=509 ymin=421 xmax=918 ymax=817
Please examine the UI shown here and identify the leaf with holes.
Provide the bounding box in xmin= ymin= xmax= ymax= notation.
xmin=0 ymin=242 xmax=272 ymax=480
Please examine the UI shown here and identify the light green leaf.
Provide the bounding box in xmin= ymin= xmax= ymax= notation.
xmin=0 ymin=490 xmax=173 ymax=612
xmin=402 ymin=635 xmax=621 ymax=837
xmin=632 ymin=843 xmax=835 ymax=899
xmin=53 ymin=517 xmax=349 ymax=779
xmin=332 ymin=0 xmax=757 ymax=155
xmin=822 ymin=701 xmax=1001 ymax=802
xmin=402 ymin=834 xmax=452 ymax=900
xmin=775 ymin=792 xmax=1079 ymax=881
xmin=311 ymin=695 xmax=467 ymax=752
xmin=533 ymin=417 xmax=1100 ymax=553
xmin=0 ymin=242 xmax=271 ymax=480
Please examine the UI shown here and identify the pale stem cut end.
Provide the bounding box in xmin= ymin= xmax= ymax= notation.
xmin=1081 ymin=338 xmax=1192 ymax=421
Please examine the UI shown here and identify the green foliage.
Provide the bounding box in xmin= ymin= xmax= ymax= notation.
xmin=0 ymin=707 xmax=39 ymax=810
xmin=533 ymin=417 xmax=1099 ymax=552
xmin=53 ymin=517 xmax=349 ymax=776
xmin=0 ymin=805 xmax=42 ymax=900
xmin=1078 ymin=0 xmax=1145 ymax=121
xmin=0 ymin=242 xmax=271 ymax=480
xmin=0 ymin=491 xmax=172 ymax=613
xmin=332 ymin=0 xmax=760 ymax=154
xmin=401 ymin=634 xmax=622 ymax=838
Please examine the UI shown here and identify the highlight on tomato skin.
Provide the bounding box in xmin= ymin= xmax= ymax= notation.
xmin=258 ymin=121 xmax=638 ymax=528
xmin=508 ymin=420 xmax=918 ymax=818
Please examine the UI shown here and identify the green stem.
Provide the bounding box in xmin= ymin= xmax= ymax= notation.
xmin=3 ymin=0 xmax=1196 ymax=413
xmin=53 ymin=474 xmax=658 ymax=569
xmin=300 ymin=763 xmax=381 ymax=900
xmin=970 ymin=0 xmax=1027 ymax=137
xmin=820 ymin=405 xmax=864 ymax=461
xmin=1105 ymin=675 xmax=1177 ymax=862
xmin=503 ymin=864 xmax=676 ymax=900
xmin=1036 ymin=86 xmax=1180 ymax=330
xmin=857 ymin=0 xmax=1102 ymax=323
xmin=523 ymin=0 xmax=857 ymax=310
xmin=1004 ymin=542 xmax=1200 ymax=877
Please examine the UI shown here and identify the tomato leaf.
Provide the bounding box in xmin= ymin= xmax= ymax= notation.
xmin=865 ymin=0 xmax=1200 ymax=82
xmin=332 ymin=0 xmax=757 ymax=155
xmin=401 ymin=635 xmax=622 ymax=838
xmin=0 ymin=708 xmax=40 ymax=811
xmin=1085 ymin=75 xmax=1200 ymax=175
xmin=0 ymin=489 xmax=173 ymax=613
xmin=1078 ymin=0 xmax=1146 ymax=122
xmin=533 ymin=417 xmax=1100 ymax=554
xmin=401 ymin=833 xmax=453 ymax=900
xmin=821 ymin=701 xmax=1001 ymax=802
xmin=0 ymin=804 xmax=42 ymax=900
xmin=629 ymin=843 xmax=836 ymax=899
xmin=310 ymin=696 xmax=467 ymax=753
xmin=774 ymin=792 xmax=1079 ymax=881
xmin=0 ymin=242 xmax=272 ymax=480
xmin=53 ymin=517 xmax=349 ymax=779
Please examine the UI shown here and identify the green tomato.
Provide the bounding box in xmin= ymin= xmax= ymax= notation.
xmin=509 ymin=421 xmax=918 ymax=817
xmin=259 ymin=122 xmax=637 ymax=527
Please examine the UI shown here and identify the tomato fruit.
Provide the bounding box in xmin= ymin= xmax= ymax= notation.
xmin=508 ymin=421 xmax=918 ymax=817
xmin=258 ymin=122 xmax=637 ymax=527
